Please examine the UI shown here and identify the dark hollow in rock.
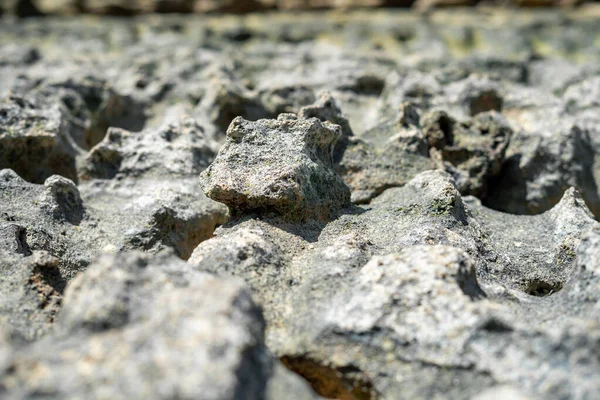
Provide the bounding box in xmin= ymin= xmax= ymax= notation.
xmin=485 ymin=118 xmax=600 ymax=217
xmin=422 ymin=110 xmax=512 ymax=199
xmin=0 ymin=94 xmax=81 ymax=184
xmin=281 ymin=356 xmax=377 ymax=400
xmin=525 ymin=279 xmax=563 ymax=297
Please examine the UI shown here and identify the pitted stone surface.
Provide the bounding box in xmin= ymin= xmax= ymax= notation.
xmin=0 ymin=251 xmax=321 ymax=400
xmin=2 ymin=8 xmax=600 ymax=400
xmin=201 ymin=115 xmax=351 ymax=221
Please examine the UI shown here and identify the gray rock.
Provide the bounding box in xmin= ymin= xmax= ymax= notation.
xmin=201 ymin=114 xmax=351 ymax=221
xmin=259 ymin=84 xmax=316 ymax=117
xmin=79 ymin=177 xmax=227 ymax=259
xmin=3 ymin=9 xmax=600 ymax=400
xmin=440 ymin=76 xmax=504 ymax=118
xmin=0 ymin=162 xmax=225 ymax=280
xmin=0 ymin=251 xmax=321 ymax=400
xmin=0 ymin=92 xmax=82 ymax=183
xmin=0 ymin=251 xmax=63 ymax=341
xmin=298 ymin=92 xmax=353 ymax=164
xmin=41 ymin=175 xmax=85 ymax=224
xmin=44 ymin=76 xmax=147 ymax=149
xmin=465 ymin=187 xmax=597 ymax=294
xmin=337 ymin=102 xmax=435 ymax=203
xmin=0 ymin=223 xmax=29 ymax=255
xmin=0 ymin=75 xmax=147 ymax=184
xmin=197 ymin=75 xmax=271 ymax=135
xmin=79 ymin=115 xmax=227 ymax=259
xmin=422 ymin=110 xmax=512 ymax=198
xmin=81 ymin=114 xmax=218 ymax=180
xmin=190 ymin=169 xmax=599 ymax=399
xmin=486 ymin=114 xmax=599 ymax=216
xmin=0 ymin=169 xmax=97 ymax=279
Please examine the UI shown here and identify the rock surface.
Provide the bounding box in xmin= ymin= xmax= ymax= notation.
xmin=189 ymin=169 xmax=600 ymax=399
xmin=2 ymin=0 xmax=598 ymax=16
xmin=0 ymin=251 xmax=321 ymax=399
xmin=0 ymin=251 xmax=63 ymax=342
xmin=2 ymin=7 xmax=600 ymax=400
xmin=201 ymin=115 xmax=350 ymax=221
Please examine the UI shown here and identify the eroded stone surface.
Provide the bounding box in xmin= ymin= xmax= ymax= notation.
xmin=190 ymin=170 xmax=600 ymax=399
xmin=0 ymin=92 xmax=82 ymax=183
xmin=78 ymin=115 xmax=228 ymax=259
xmin=0 ymin=251 xmax=63 ymax=341
xmin=201 ymin=115 xmax=351 ymax=221
xmin=0 ymin=251 xmax=321 ymax=399
xmin=2 ymin=8 xmax=600 ymax=400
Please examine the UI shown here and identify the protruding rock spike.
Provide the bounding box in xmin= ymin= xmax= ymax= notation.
xmin=299 ymin=92 xmax=354 ymax=164
xmin=42 ymin=175 xmax=85 ymax=224
xmin=0 ymin=168 xmax=26 ymax=184
xmin=551 ymin=187 xmax=594 ymax=218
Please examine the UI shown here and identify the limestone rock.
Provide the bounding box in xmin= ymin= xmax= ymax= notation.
xmin=0 ymin=251 xmax=321 ymax=400
xmin=0 ymin=92 xmax=82 ymax=183
xmin=3 ymin=8 xmax=600 ymax=400
xmin=81 ymin=114 xmax=218 ymax=180
xmin=486 ymin=115 xmax=598 ymax=216
xmin=337 ymin=102 xmax=435 ymax=203
xmin=422 ymin=110 xmax=512 ymax=198
xmin=78 ymin=115 xmax=227 ymax=259
xmin=0 ymin=251 xmax=63 ymax=341
xmin=298 ymin=92 xmax=353 ymax=164
xmin=201 ymin=115 xmax=351 ymax=221
xmin=191 ymin=169 xmax=599 ymax=399
xmin=0 ymin=169 xmax=96 ymax=279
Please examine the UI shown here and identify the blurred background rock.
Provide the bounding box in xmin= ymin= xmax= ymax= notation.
xmin=1 ymin=0 xmax=598 ymax=17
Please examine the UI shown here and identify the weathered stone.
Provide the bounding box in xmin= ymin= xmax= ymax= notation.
xmin=197 ymin=75 xmax=271 ymax=135
xmin=337 ymin=102 xmax=435 ymax=203
xmin=201 ymin=115 xmax=351 ymax=221
xmin=486 ymin=115 xmax=598 ymax=216
xmin=41 ymin=175 xmax=85 ymax=224
xmin=465 ymin=187 xmax=597 ymax=294
xmin=79 ymin=178 xmax=227 ymax=259
xmin=0 ymin=224 xmax=29 ymax=255
xmin=259 ymin=84 xmax=316 ymax=117
xmin=81 ymin=114 xmax=217 ymax=180
xmin=299 ymin=92 xmax=354 ymax=164
xmin=0 ymin=169 xmax=95 ymax=279
xmin=0 ymin=92 xmax=82 ymax=183
xmin=0 ymin=251 xmax=321 ymax=399
xmin=44 ymin=76 xmax=147 ymax=149
xmin=191 ymin=168 xmax=599 ymax=399
xmin=79 ymin=115 xmax=227 ymax=259
xmin=0 ymin=250 xmax=63 ymax=341
xmin=2 ymin=8 xmax=600 ymax=400
xmin=422 ymin=110 xmax=512 ymax=198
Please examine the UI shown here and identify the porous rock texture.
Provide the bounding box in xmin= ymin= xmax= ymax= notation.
xmin=0 ymin=251 xmax=321 ymax=399
xmin=201 ymin=114 xmax=351 ymax=221
xmin=2 ymin=6 xmax=600 ymax=400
